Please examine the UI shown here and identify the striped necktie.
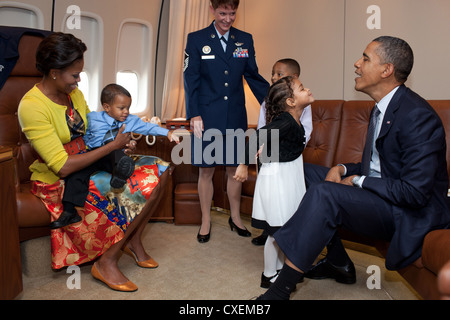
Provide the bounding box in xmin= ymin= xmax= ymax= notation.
xmin=220 ymin=36 xmax=227 ymax=51
xmin=102 ymin=121 xmax=120 ymax=145
xmin=361 ymin=105 xmax=381 ymax=176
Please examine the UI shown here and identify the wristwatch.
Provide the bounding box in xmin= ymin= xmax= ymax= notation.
xmin=352 ymin=175 xmax=362 ymax=187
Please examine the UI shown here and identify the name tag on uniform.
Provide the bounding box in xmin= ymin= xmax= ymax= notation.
xmin=233 ymin=48 xmax=249 ymax=58
xmin=202 ymin=55 xmax=216 ymax=60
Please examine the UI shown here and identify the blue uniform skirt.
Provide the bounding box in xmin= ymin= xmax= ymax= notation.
xmin=190 ymin=132 xmax=244 ymax=167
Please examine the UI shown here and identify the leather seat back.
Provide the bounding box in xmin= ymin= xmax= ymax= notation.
xmin=429 ymin=100 xmax=450 ymax=180
xmin=332 ymin=100 xmax=374 ymax=166
xmin=303 ymin=100 xmax=344 ymax=167
xmin=0 ymin=30 xmax=52 ymax=237
xmin=0 ymin=34 xmax=43 ymax=189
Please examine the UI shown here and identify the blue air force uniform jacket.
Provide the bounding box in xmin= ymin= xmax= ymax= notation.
xmin=184 ymin=22 xmax=269 ymax=134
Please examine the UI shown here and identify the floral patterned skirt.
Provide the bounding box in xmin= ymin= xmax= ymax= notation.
xmin=30 ymin=155 xmax=170 ymax=269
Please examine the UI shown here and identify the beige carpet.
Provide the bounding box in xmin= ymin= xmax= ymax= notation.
xmin=17 ymin=210 xmax=420 ymax=300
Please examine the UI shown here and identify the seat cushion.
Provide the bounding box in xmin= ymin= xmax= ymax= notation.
xmin=174 ymin=183 xmax=199 ymax=201
xmin=422 ymin=229 xmax=450 ymax=275
xmin=174 ymin=183 xmax=201 ymax=225
xmin=16 ymin=183 xmax=50 ymax=227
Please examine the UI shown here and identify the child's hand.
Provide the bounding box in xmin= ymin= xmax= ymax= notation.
xmin=114 ymin=124 xmax=132 ymax=149
xmin=255 ymin=143 xmax=265 ymax=162
xmin=168 ymin=130 xmax=181 ymax=144
xmin=233 ymin=164 xmax=248 ymax=183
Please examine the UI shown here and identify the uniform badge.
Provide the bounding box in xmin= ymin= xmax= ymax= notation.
xmin=202 ymin=46 xmax=212 ymax=54
xmin=235 ymin=42 xmax=243 ymax=47
xmin=233 ymin=48 xmax=249 ymax=58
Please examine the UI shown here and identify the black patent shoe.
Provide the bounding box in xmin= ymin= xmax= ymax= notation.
xmin=260 ymin=272 xmax=279 ymax=288
xmin=49 ymin=210 xmax=82 ymax=229
xmin=197 ymin=224 xmax=211 ymax=243
xmin=304 ymin=257 xmax=356 ymax=284
xmin=252 ymin=233 xmax=268 ymax=246
xmin=228 ymin=217 xmax=251 ymax=237
xmin=110 ymin=156 xmax=135 ymax=189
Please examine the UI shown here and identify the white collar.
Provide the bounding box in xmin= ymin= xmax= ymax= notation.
xmin=377 ymin=86 xmax=400 ymax=115
xmin=213 ymin=22 xmax=229 ymax=40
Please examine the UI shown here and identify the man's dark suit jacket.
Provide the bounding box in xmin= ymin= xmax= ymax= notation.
xmin=345 ymin=85 xmax=450 ymax=270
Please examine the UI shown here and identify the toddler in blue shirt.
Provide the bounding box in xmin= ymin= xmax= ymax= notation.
xmin=83 ymin=83 xmax=179 ymax=187
xmin=50 ymin=84 xmax=179 ymax=229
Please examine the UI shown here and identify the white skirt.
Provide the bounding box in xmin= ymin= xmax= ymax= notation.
xmin=251 ymin=154 xmax=306 ymax=231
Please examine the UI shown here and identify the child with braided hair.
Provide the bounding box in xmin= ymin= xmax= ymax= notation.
xmin=234 ymin=76 xmax=314 ymax=288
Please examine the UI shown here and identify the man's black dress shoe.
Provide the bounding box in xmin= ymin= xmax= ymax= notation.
xmin=304 ymin=257 xmax=356 ymax=284
xmin=49 ymin=210 xmax=82 ymax=229
xmin=252 ymin=233 xmax=268 ymax=246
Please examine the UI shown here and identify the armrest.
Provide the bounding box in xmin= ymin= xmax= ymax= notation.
xmin=438 ymin=260 xmax=450 ymax=300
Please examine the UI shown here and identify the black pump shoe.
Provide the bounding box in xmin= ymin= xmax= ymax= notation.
xmin=228 ymin=217 xmax=251 ymax=237
xmin=304 ymin=257 xmax=356 ymax=284
xmin=49 ymin=210 xmax=82 ymax=229
xmin=197 ymin=224 xmax=211 ymax=243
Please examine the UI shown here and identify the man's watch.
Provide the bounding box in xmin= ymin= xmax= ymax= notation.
xmin=352 ymin=175 xmax=362 ymax=187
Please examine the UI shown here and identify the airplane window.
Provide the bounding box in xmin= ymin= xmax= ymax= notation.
xmin=116 ymin=71 xmax=140 ymax=113
xmin=78 ymin=72 xmax=90 ymax=107
xmin=62 ymin=11 xmax=103 ymax=112
xmin=0 ymin=4 xmax=44 ymax=29
xmin=116 ymin=20 xmax=152 ymax=116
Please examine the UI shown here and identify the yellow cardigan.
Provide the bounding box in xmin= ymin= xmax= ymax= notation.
xmin=18 ymin=85 xmax=90 ymax=184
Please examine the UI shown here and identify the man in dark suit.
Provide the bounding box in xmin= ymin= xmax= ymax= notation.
xmin=184 ymin=0 xmax=269 ymax=243
xmin=258 ymin=36 xmax=450 ymax=300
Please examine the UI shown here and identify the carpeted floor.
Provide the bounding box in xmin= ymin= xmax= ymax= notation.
xmin=16 ymin=210 xmax=420 ymax=300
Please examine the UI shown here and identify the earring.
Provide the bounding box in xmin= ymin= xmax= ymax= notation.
xmin=53 ymin=77 xmax=56 ymax=80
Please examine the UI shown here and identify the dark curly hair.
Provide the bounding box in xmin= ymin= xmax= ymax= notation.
xmin=265 ymin=76 xmax=295 ymax=124
xmin=101 ymin=84 xmax=132 ymax=105
xmin=36 ymin=32 xmax=87 ymax=76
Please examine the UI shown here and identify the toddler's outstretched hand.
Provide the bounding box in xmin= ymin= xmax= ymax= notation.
xmin=168 ymin=130 xmax=181 ymax=144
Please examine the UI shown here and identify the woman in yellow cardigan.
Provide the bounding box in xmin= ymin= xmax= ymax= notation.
xmin=18 ymin=32 xmax=166 ymax=292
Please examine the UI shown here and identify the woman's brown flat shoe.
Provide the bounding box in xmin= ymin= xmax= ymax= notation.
xmin=123 ymin=246 xmax=159 ymax=269
xmin=91 ymin=263 xmax=138 ymax=292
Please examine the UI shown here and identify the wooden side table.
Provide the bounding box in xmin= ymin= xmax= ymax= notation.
xmin=0 ymin=146 xmax=22 ymax=299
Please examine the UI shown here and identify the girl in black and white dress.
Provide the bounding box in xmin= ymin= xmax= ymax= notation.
xmin=234 ymin=76 xmax=315 ymax=288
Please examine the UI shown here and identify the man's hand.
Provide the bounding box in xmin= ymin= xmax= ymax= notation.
xmin=341 ymin=175 xmax=357 ymax=186
xmin=325 ymin=165 xmax=345 ymax=183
